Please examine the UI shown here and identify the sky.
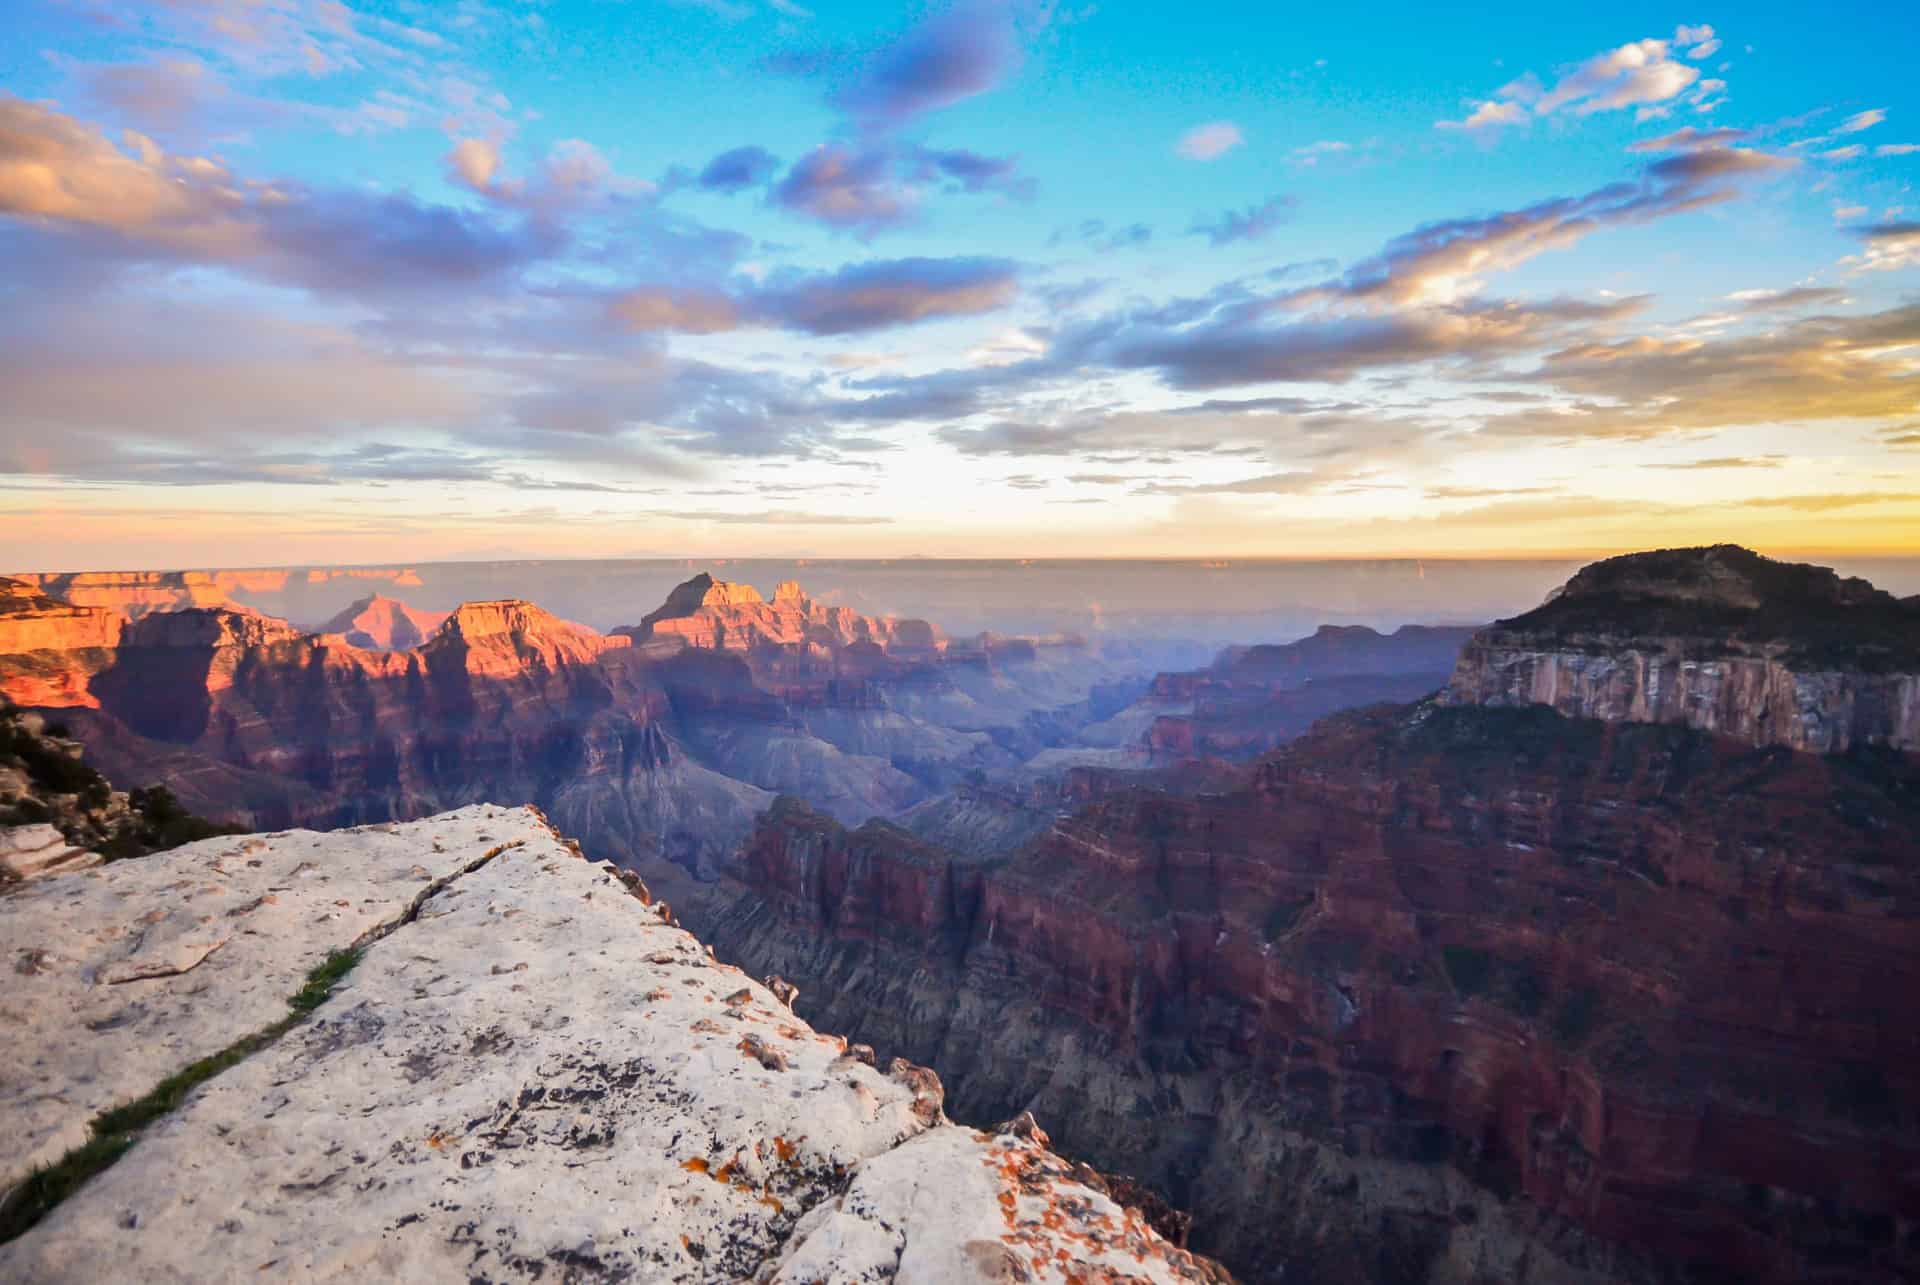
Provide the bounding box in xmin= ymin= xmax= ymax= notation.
xmin=2 ymin=0 xmax=1918 ymax=569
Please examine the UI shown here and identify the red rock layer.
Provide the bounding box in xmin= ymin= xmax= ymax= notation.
xmin=701 ymin=703 xmax=1920 ymax=1284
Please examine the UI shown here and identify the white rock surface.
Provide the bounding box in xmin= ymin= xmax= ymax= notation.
xmin=0 ymin=807 xmax=526 ymax=1195
xmin=0 ymin=805 xmax=1227 ymax=1283
xmin=0 ymin=823 xmax=100 ymax=881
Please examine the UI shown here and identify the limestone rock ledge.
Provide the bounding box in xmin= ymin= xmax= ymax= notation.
xmin=0 ymin=805 xmax=1227 ymax=1284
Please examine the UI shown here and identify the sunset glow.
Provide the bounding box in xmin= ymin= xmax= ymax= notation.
xmin=3 ymin=1 xmax=1917 ymax=565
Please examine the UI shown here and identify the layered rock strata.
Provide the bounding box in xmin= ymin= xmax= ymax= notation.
xmin=1444 ymin=546 xmax=1920 ymax=752
xmin=693 ymin=704 xmax=1920 ymax=1284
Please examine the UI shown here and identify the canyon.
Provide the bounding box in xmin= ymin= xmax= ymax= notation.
xmin=0 ymin=573 xmax=1161 ymax=882
xmin=680 ymin=547 xmax=1920 ymax=1284
xmin=5 ymin=545 xmax=1915 ymax=1284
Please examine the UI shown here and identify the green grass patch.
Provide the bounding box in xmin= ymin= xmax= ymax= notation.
xmin=290 ymin=948 xmax=363 ymax=1015
xmin=0 ymin=947 xmax=363 ymax=1245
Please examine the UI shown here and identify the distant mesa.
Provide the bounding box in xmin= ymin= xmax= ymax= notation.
xmin=319 ymin=593 xmax=448 ymax=651
xmin=622 ymin=572 xmax=943 ymax=656
xmin=1444 ymin=544 xmax=1920 ymax=752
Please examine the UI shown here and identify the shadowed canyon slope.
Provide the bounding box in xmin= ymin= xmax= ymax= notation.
xmin=684 ymin=548 xmax=1920 ymax=1285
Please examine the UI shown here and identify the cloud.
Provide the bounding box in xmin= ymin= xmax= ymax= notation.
xmin=1102 ymin=297 xmax=1642 ymax=390
xmin=447 ymin=137 xmax=502 ymax=190
xmin=0 ymin=94 xmax=249 ymax=245
xmin=1302 ymin=143 xmax=1792 ymax=308
xmin=1493 ymin=302 xmax=1920 ymax=439
xmin=1646 ymin=456 xmax=1783 ymax=470
xmin=697 ymin=144 xmax=779 ymax=193
xmin=1876 ymin=143 xmax=1920 ymax=157
xmin=448 ymin=138 xmax=633 ymax=215
xmin=1437 ymin=100 xmax=1530 ymax=132
xmin=74 ymin=56 xmax=248 ymax=141
xmin=608 ymin=286 xmax=742 ymax=334
xmin=1726 ymin=286 xmax=1847 ymax=311
xmin=1050 ymin=219 xmax=1151 ymax=251
xmin=1846 ymin=221 xmax=1920 ymax=273
xmin=1189 ymin=195 xmax=1297 ymax=246
xmin=905 ymin=145 xmax=1033 ymax=197
xmin=1290 ymin=140 xmax=1353 ymax=164
xmin=1627 ymin=125 xmax=1748 ymax=151
xmin=758 ymin=256 xmax=1019 ymax=334
xmin=609 ymin=256 xmax=1019 ymax=336
xmin=1836 ymin=109 xmax=1887 ymax=135
xmin=1176 ymin=121 xmax=1244 ymax=160
xmin=1439 ymin=28 xmax=1713 ymax=132
xmin=770 ymin=144 xmax=913 ymax=235
xmin=825 ymin=1 xmax=1021 ymax=131
xmin=766 ymin=141 xmax=1027 ymax=234
xmin=1738 ymin=491 xmax=1920 ymax=512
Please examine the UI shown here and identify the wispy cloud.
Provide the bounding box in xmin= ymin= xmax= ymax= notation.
xmin=1438 ymin=27 xmax=1722 ymax=132
xmin=1176 ymin=121 xmax=1244 ymax=161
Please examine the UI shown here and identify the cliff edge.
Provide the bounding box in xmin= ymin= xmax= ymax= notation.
xmin=0 ymin=805 xmax=1228 ymax=1283
xmin=1443 ymin=545 xmax=1920 ymax=752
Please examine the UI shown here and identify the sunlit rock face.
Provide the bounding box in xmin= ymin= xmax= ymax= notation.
xmin=1444 ymin=545 xmax=1920 ymax=752
xmin=317 ymin=592 xmax=448 ymax=650
xmin=0 ymin=804 xmax=1228 ymax=1283
xmin=0 ymin=575 xmax=1143 ymax=880
xmin=5 ymin=571 xmax=247 ymax=620
xmin=623 ymin=571 xmax=944 ymax=660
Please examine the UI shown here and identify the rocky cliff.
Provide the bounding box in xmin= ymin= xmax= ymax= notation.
xmin=690 ymin=702 xmax=1920 ymax=1284
xmin=1444 ymin=546 xmax=1920 ymax=753
xmin=0 ymin=805 xmax=1228 ymax=1283
xmin=0 ymin=703 xmax=238 ymax=880
xmin=317 ymin=592 xmax=448 ymax=650
xmin=0 ymin=577 xmax=1146 ymax=880
xmin=626 ymin=573 xmax=941 ymax=657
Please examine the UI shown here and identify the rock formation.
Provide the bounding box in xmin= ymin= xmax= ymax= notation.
xmin=0 ymin=805 xmax=1227 ymax=1283
xmin=692 ymin=703 xmax=1920 ymax=1281
xmin=6 ymin=571 xmax=248 ymax=620
xmin=626 ymin=573 xmax=940 ymax=657
xmin=0 ymin=703 xmax=237 ymax=881
xmin=1444 ymin=545 xmax=1920 ymax=752
xmin=0 ymin=577 xmax=1143 ymax=879
xmin=317 ymin=592 xmax=448 ymax=650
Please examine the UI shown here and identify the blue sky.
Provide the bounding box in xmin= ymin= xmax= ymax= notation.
xmin=2 ymin=0 xmax=1917 ymax=567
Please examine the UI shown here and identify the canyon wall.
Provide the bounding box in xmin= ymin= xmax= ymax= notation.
xmin=1443 ymin=545 xmax=1920 ymax=753
xmin=0 ymin=576 xmax=1148 ymax=880
xmin=691 ymin=702 xmax=1920 ymax=1284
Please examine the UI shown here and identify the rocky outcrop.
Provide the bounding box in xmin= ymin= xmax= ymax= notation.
xmin=0 ymin=704 xmax=237 ymax=880
xmin=317 ymin=593 xmax=448 ymax=650
xmin=0 ymin=805 xmax=1227 ymax=1284
xmin=691 ymin=703 xmax=1920 ymax=1284
xmin=1444 ymin=546 xmax=1920 ymax=752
